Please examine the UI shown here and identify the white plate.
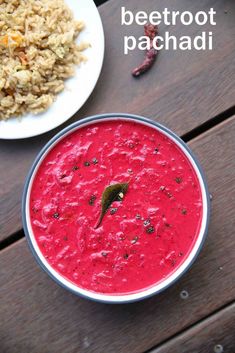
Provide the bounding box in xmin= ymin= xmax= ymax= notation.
xmin=0 ymin=0 xmax=104 ymax=139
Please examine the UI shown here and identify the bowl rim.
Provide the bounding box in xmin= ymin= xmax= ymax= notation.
xmin=22 ymin=113 xmax=210 ymax=304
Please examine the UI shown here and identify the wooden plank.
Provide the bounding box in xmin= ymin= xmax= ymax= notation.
xmin=151 ymin=303 xmax=235 ymax=353
xmin=1 ymin=117 xmax=235 ymax=353
xmin=0 ymin=0 xmax=235 ymax=242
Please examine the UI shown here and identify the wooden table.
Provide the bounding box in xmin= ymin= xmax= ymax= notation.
xmin=1 ymin=0 xmax=235 ymax=352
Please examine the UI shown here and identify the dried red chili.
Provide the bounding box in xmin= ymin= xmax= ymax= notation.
xmin=132 ymin=24 xmax=158 ymax=77
xmin=144 ymin=24 xmax=158 ymax=40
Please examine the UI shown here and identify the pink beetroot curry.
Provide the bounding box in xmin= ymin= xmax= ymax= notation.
xmin=30 ymin=119 xmax=203 ymax=295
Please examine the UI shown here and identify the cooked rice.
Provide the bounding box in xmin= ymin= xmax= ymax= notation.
xmin=0 ymin=0 xmax=89 ymax=120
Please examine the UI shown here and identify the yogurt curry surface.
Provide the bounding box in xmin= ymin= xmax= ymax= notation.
xmin=30 ymin=119 xmax=203 ymax=294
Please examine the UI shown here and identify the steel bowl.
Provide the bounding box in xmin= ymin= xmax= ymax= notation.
xmin=22 ymin=113 xmax=210 ymax=303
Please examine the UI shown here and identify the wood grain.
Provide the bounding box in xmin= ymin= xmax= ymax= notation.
xmin=1 ymin=117 xmax=235 ymax=353
xmin=0 ymin=0 xmax=235 ymax=242
xmin=151 ymin=303 xmax=235 ymax=353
